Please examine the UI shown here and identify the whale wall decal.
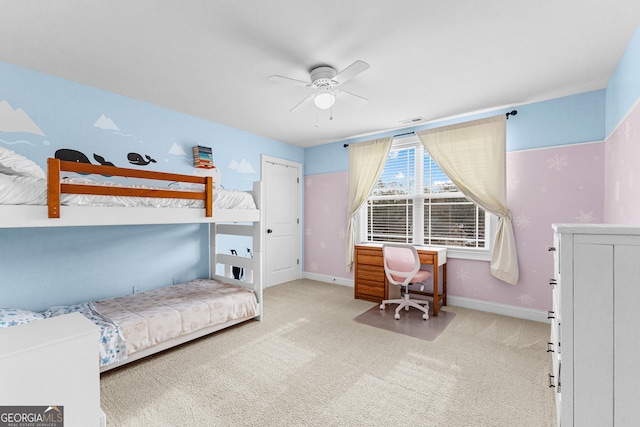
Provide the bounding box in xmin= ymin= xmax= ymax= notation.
xmin=127 ymin=152 xmax=157 ymax=166
xmin=54 ymin=148 xmax=117 ymax=176
xmin=55 ymin=149 xmax=156 ymax=168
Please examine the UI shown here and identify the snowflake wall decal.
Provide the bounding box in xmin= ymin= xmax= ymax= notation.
xmin=456 ymin=268 xmax=470 ymax=282
xmin=513 ymin=214 xmax=531 ymax=229
xmin=305 ymin=227 xmax=312 ymax=237
xmin=547 ymin=154 xmax=569 ymax=171
xmin=508 ymin=174 xmax=520 ymax=190
xmin=625 ymin=121 xmax=631 ymax=141
xmin=575 ymin=211 xmax=595 ymax=223
xmin=517 ymin=293 xmax=535 ymax=306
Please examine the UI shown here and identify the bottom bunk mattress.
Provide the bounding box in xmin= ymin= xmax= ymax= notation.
xmin=1 ymin=279 xmax=261 ymax=368
xmin=93 ymin=279 xmax=259 ymax=358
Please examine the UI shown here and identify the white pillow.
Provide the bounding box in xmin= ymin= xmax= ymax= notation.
xmin=0 ymin=308 xmax=44 ymax=328
xmin=0 ymin=146 xmax=46 ymax=179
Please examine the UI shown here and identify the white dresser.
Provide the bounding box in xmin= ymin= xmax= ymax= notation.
xmin=0 ymin=312 xmax=105 ymax=427
xmin=550 ymin=224 xmax=640 ymax=427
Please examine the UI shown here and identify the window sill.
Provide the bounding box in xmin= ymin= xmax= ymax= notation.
xmin=446 ymin=248 xmax=491 ymax=262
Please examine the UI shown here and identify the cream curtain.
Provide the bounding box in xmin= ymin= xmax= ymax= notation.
xmin=345 ymin=137 xmax=393 ymax=271
xmin=416 ymin=115 xmax=519 ymax=284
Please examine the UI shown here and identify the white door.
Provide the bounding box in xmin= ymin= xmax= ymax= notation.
xmin=262 ymin=155 xmax=301 ymax=287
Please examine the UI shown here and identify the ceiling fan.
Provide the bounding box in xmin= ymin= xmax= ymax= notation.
xmin=269 ymin=60 xmax=370 ymax=113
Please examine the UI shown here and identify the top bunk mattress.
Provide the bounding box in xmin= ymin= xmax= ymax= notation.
xmin=0 ymin=173 xmax=256 ymax=210
xmin=0 ymin=149 xmax=260 ymax=226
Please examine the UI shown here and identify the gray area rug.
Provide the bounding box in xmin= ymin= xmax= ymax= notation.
xmin=354 ymin=303 xmax=456 ymax=341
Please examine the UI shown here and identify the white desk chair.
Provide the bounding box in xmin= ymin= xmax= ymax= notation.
xmin=380 ymin=244 xmax=432 ymax=320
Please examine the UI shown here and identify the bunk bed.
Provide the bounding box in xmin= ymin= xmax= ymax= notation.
xmin=0 ymin=152 xmax=263 ymax=372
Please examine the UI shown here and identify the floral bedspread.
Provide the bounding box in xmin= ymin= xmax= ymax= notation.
xmin=42 ymin=302 xmax=128 ymax=367
xmin=93 ymin=279 xmax=258 ymax=355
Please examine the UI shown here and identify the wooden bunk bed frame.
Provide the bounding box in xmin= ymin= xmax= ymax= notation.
xmin=47 ymin=158 xmax=215 ymax=218
xmin=0 ymin=159 xmax=264 ymax=372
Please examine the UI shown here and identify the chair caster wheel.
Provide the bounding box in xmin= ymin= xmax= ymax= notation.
xmin=379 ymin=304 xmax=385 ymax=310
xmin=422 ymin=314 xmax=429 ymax=320
xmin=394 ymin=313 xmax=400 ymax=320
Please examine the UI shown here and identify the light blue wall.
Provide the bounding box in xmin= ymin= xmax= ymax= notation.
xmin=0 ymin=224 xmax=209 ymax=312
xmin=0 ymin=61 xmax=303 ymax=311
xmin=507 ymin=90 xmax=605 ymax=151
xmin=0 ymin=61 xmax=302 ymax=188
xmin=305 ymin=90 xmax=606 ymax=176
xmin=606 ymin=25 xmax=640 ymax=136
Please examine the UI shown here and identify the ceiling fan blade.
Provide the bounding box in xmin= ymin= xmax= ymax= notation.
xmin=289 ymin=94 xmax=315 ymax=112
xmin=269 ymin=75 xmax=311 ymax=87
xmin=332 ymin=60 xmax=370 ymax=85
xmin=335 ymin=89 xmax=369 ymax=102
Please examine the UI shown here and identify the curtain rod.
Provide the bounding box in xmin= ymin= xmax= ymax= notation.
xmin=343 ymin=110 xmax=518 ymax=147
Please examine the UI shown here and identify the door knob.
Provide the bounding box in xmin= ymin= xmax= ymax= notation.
xmin=267 ymin=229 xmax=273 ymax=233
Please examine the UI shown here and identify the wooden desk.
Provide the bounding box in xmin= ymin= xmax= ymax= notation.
xmin=354 ymin=244 xmax=447 ymax=316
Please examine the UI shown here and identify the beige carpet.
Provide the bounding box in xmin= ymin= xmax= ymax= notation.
xmin=100 ymin=279 xmax=556 ymax=427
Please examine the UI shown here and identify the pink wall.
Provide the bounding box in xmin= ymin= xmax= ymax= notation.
xmin=605 ymin=101 xmax=640 ymax=223
xmin=454 ymin=142 xmax=604 ymax=310
xmin=304 ymin=142 xmax=605 ymax=312
xmin=304 ymin=172 xmax=351 ymax=277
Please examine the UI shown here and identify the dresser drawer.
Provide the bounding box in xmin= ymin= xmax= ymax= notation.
xmin=550 ymin=317 xmax=561 ymax=357
xmin=552 ymin=286 xmax=561 ymax=324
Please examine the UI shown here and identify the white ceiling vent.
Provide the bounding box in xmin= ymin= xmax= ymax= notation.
xmin=399 ymin=116 xmax=425 ymax=125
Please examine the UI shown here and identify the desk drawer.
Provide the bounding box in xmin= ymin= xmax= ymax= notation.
xmin=356 ymin=263 xmax=384 ymax=281
xmin=418 ymin=253 xmax=435 ymax=264
xmin=355 ymin=248 xmax=384 ymax=267
xmin=356 ymin=280 xmax=386 ymax=299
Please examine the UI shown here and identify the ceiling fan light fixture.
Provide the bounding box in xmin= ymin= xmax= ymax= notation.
xmin=314 ymin=88 xmax=336 ymax=110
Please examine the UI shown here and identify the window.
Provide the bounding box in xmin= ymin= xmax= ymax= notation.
xmin=362 ymin=136 xmax=490 ymax=254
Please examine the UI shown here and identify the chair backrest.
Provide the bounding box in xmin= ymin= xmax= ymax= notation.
xmin=382 ymin=244 xmax=421 ymax=287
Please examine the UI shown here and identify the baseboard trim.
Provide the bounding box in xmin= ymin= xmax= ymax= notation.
xmin=302 ymin=272 xmax=549 ymax=323
xmin=447 ymin=295 xmax=550 ymax=323
xmin=302 ymin=272 xmax=353 ymax=287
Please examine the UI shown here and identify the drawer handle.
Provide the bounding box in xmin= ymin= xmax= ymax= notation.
xmin=547 ymin=310 xmax=555 ymax=319
xmin=548 ymin=373 xmax=555 ymax=388
xmin=546 ymin=342 xmax=554 ymax=353
xmin=549 ymin=278 xmax=557 ymax=286
xmin=548 ymin=246 xmax=556 ymax=252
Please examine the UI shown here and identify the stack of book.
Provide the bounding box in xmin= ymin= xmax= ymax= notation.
xmin=193 ymin=145 xmax=214 ymax=169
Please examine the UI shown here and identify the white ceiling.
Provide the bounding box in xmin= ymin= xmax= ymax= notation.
xmin=1 ymin=1 xmax=639 ymax=148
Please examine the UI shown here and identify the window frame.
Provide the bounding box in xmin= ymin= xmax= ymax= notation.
xmin=356 ymin=135 xmax=494 ymax=261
